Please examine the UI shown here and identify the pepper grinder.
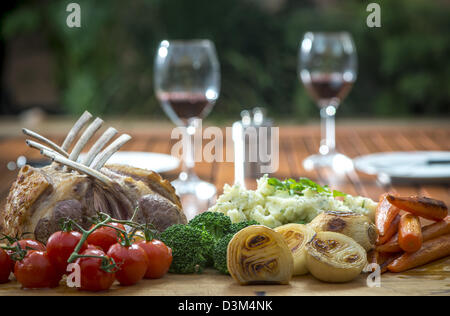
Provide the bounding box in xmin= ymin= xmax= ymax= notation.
xmin=233 ymin=107 xmax=273 ymax=187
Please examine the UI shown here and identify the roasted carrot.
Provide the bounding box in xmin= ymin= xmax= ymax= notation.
xmin=377 ymin=216 xmax=450 ymax=253
xmin=398 ymin=213 xmax=423 ymax=252
xmin=422 ymin=215 xmax=450 ymax=239
xmin=368 ymin=250 xmax=402 ymax=274
xmin=377 ymin=213 xmax=401 ymax=245
xmin=378 ymin=252 xmax=402 ymax=274
xmin=376 ymin=233 xmax=400 ymax=253
xmin=386 ymin=195 xmax=448 ymax=221
xmin=376 ymin=194 xmax=401 ymax=238
xmin=387 ymin=234 xmax=450 ymax=273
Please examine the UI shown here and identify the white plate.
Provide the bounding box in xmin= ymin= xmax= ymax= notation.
xmin=79 ymin=151 xmax=180 ymax=173
xmin=354 ymin=151 xmax=450 ymax=182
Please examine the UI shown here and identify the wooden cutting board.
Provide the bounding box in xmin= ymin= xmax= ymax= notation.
xmin=0 ymin=256 xmax=448 ymax=296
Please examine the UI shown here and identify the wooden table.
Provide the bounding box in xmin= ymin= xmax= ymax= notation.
xmin=0 ymin=258 xmax=448 ymax=296
xmin=0 ymin=121 xmax=449 ymax=295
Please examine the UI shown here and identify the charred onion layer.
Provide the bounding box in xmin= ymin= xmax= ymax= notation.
xmin=275 ymin=223 xmax=315 ymax=275
xmin=227 ymin=225 xmax=293 ymax=285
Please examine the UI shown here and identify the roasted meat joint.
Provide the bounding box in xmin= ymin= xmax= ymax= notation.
xmin=0 ymin=111 xmax=187 ymax=243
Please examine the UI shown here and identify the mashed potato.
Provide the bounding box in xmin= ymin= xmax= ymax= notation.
xmin=208 ymin=175 xmax=377 ymax=228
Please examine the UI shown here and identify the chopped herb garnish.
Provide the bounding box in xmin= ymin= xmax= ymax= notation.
xmin=333 ymin=190 xmax=347 ymax=198
xmin=268 ymin=177 xmax=346 ymax=198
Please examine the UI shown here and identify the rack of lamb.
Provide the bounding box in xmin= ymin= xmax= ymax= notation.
xmin=0 ymin=111 xmax=187 ymax=242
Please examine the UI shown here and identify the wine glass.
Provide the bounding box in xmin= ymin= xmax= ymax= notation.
xmin=154 ymin=39 xmax=220 ymax=217
xmin=299 ymin=32 xmax=357 ymax=173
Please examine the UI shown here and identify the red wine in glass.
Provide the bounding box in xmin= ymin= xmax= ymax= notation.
xmin=158 ymin=92 xmax=214 ymax=125
xmin=303 ymin=73 xmax=354 ymax=107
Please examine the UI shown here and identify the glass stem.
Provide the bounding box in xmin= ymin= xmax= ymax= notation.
xmin=180 ymin=119 xmax=197 ymax=181
xmin=320 ymin=105 xmax=336 ymax=155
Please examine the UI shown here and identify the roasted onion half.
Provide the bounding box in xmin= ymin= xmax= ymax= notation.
xmin=305 ymin=231 xmax=367 ymax=283
xmin=275 ymin=223 xmax=315 ymax=275
xmin=227 ymin=225 xmax=294 ymax=285
xmin=308 ymin=211 xmax=377 ymax=251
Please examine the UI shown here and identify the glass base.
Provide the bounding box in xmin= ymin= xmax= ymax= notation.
xmin=171 ymin=174 xmax=217 ymax=220
xmin=303 ymin=152 xmax=354 ymax=173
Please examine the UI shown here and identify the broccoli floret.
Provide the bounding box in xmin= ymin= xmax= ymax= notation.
xmin=160 ymin=224 xmax=214 ymax=274
xmin=160 ymin=214 xmax=251 ymax=274
xmin=229 ymin=220 xmax=259 ymax=234
xmin=212 ymin=233 xmax=234 ymax=275
xmin=188 ymin=212 xmax=232 ymax=241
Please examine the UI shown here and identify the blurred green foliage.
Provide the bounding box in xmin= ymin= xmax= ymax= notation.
xmin=2 ymin=0 xmax=449 ymax=120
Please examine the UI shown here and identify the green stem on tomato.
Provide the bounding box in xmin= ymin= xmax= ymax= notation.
xmin=65 ymin=212 xmax=150 ymax=271
xmin=58 ymin=218 xmax=74 ymax=232
xmin=102 ymin=223 xmax=132 ymax=247
xmin=67 ymin=213 xmax=113 ymax=264
xmin=141 ymin=222 xmax=158 ymax=242
xmin=72 ymin=254 xmax=118 ymax=273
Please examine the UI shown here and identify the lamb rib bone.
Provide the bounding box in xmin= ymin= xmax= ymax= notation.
xmin=26 ymin=139 xmax=63 ymax=157
xmin=25 ymin=139 xmax=113 ymax=186
xmin=80 ymin=127 xmax=118 ymax=166
xmin=39 ymin=147 xmax=114 ymax=186
xmin=90 ymin=134 xmax=132 ymax=170
xmin=61 ymin=111 xmax=93 ymax=151
xmin=22 ymin=128 xmax=69 ymax=157
xmin=68 ymin=117 xmax=103 ymax=162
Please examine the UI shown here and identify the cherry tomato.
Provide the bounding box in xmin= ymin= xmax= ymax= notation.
xmin=87 ymin=244 xmax=103 ymax=251
xmin=0 ymin=248 xmax=12 ymax=283
xmin=13 ymin=239 xmax=46 ymax=251
xmin=47 ymin=231 xmax=87 ymax=275
xmin=107 ymin=243 xmax=148 ymax=286
xmin=75 ymin=248 xmax=115 ymax=292
xmin=7 ymin=239 xmax=46 ymax=270
xmin=87 ymin=222 xmax=126 ymax=252
xmin=137 ymin=239 xmax=172 ymax=279
xmin=10 ymin=239 xmax=46 ymax=254
xmin=14 ymin=251 xmax=61 ymax=289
